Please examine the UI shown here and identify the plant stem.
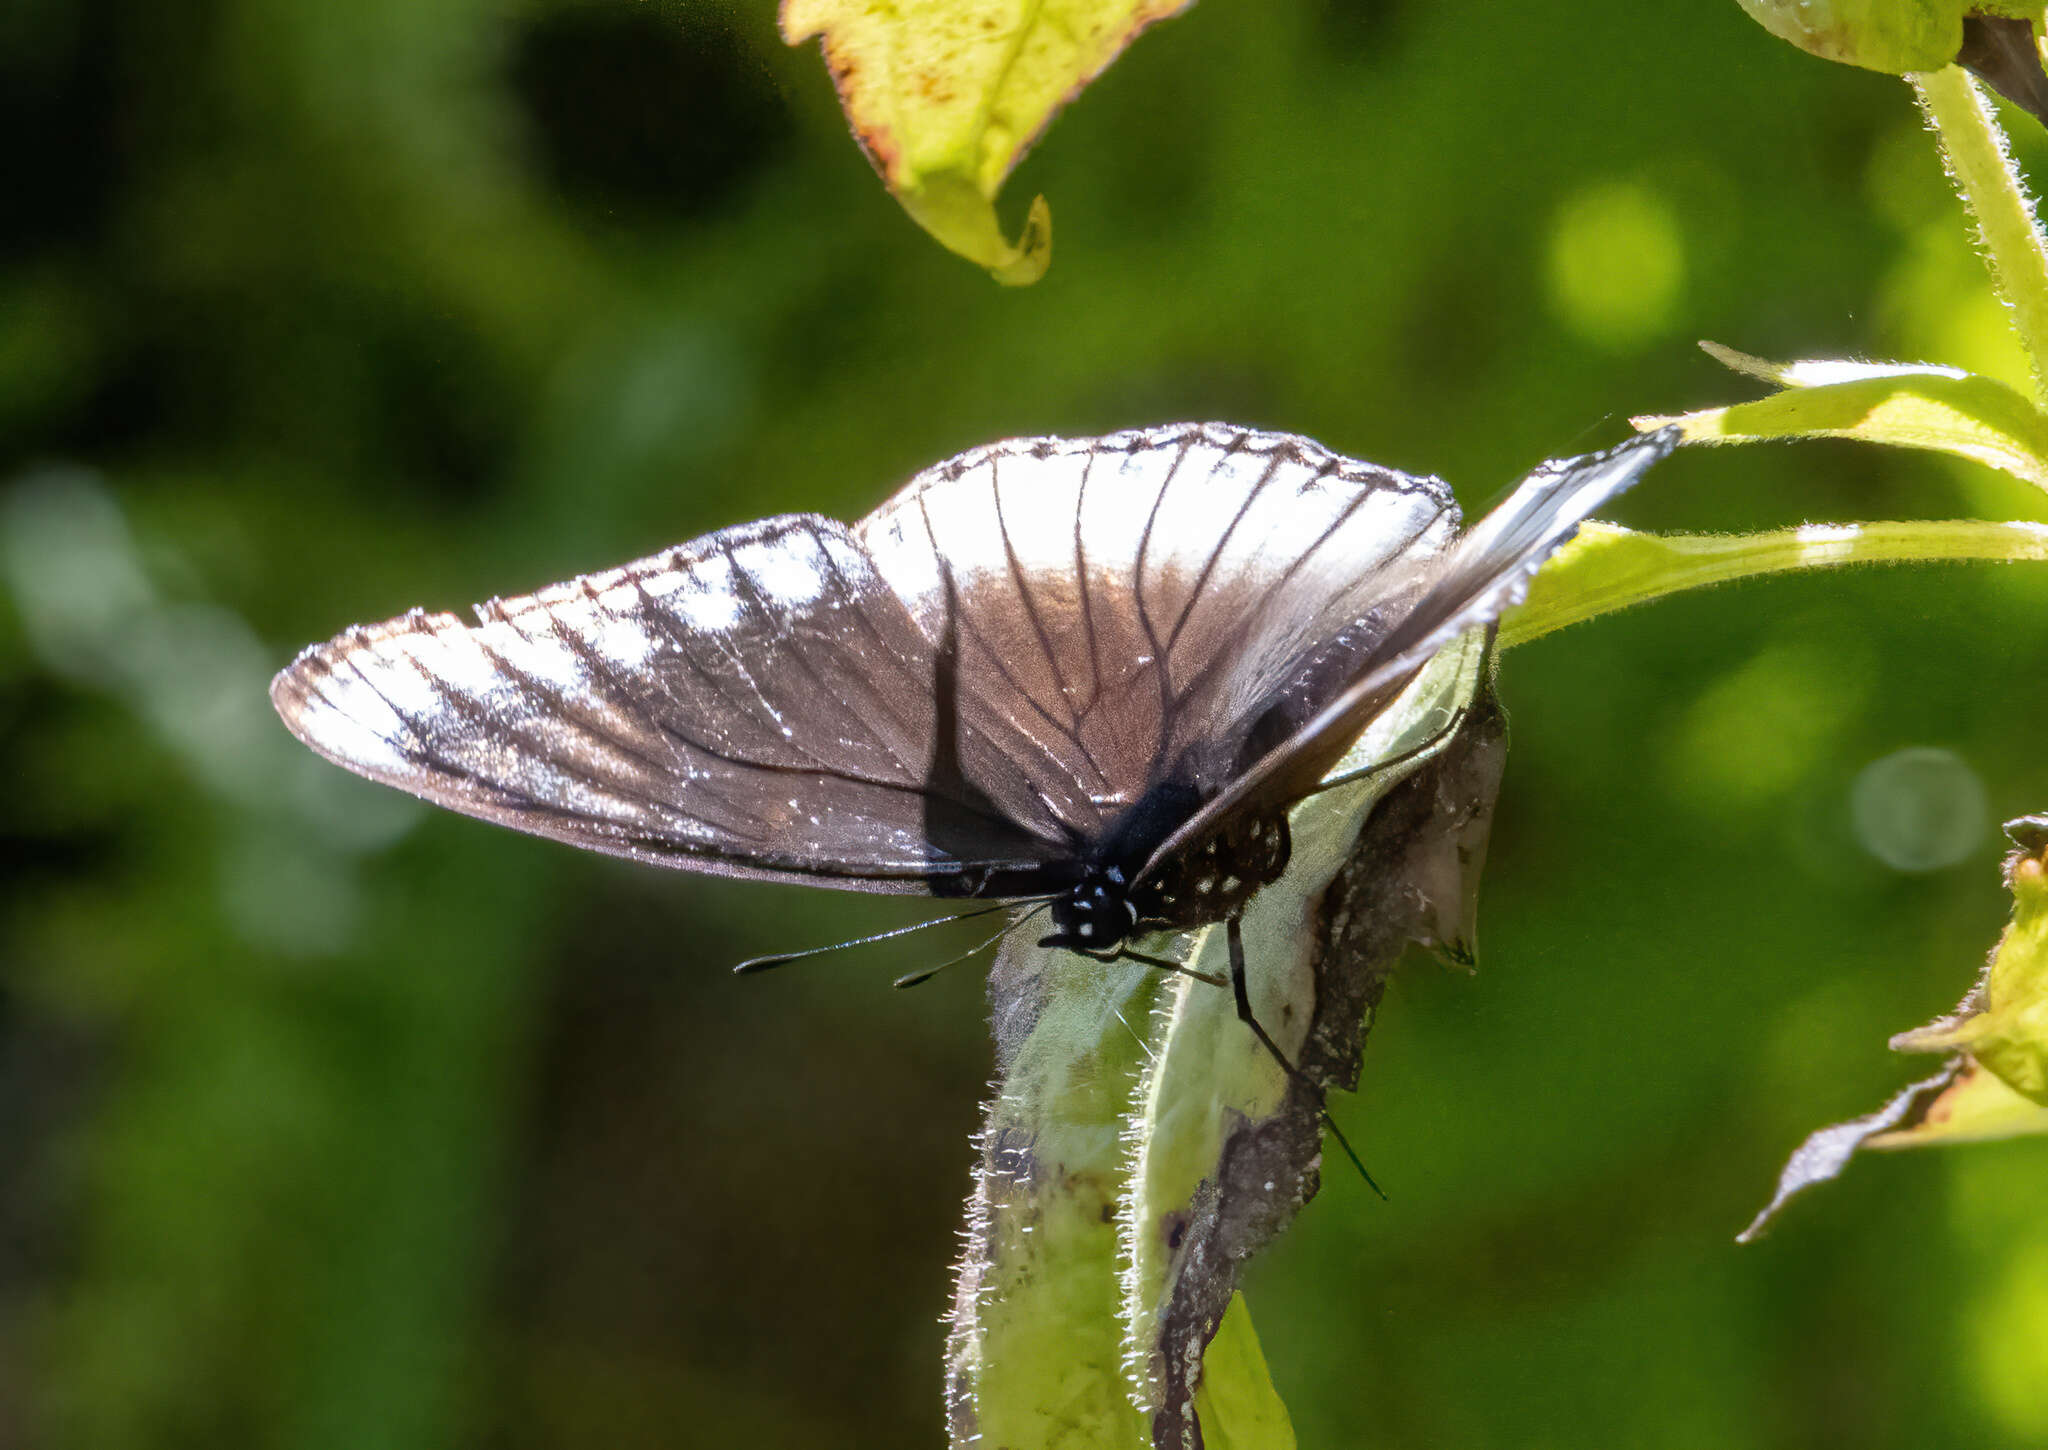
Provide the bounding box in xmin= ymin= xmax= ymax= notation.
xmin=1501 ymin=518 xmax=2048 ymax=650
xmin=1914 ymin=65 xmax=2048 ymax=403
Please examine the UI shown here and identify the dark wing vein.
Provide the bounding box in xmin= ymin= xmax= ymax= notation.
xmin=304 ymin=663 xmax=561 ymax=816
xmin=800 ymin=532 xmax=936 ymax=782
xmin=947 ymin=597 xmax=1115 ymax=801
xmin=910 ymin=490 xmax=1110 ymax=823
xmin=1165 ymin=483 xmax=1450 ymax=722
xmin=529 ymin=587 xmax=779 ymax=832
xmin=1161 ymin=443 xmax=1289 ymax=654
xmin=1071 ymin=445 xmax=1104 ymax=719
xmin=990 ymin=453 xmax=1082 ymax=730
xmin=1131 ymin=432 xmax=1198 ymax=765
xmin=720 ymin=530 xmax=908 ymax=771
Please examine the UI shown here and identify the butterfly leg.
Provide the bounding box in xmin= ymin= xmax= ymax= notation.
xmin=1292 ymin=701 xmax=1470 ymax=801
xmin=1113 ymin=947 xmax=1227 ymax=990
xmin=1226 ymin=914 xmax=1385 ymax=1198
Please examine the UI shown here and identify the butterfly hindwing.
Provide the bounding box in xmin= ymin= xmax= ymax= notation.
xmin=1137 ymin=427 xmax=1681 ymax=879
xmin=858 ymin=423 xmax=1459 ymax=827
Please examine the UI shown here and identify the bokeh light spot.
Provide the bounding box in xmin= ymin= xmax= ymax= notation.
xmin=1663 ymin=640 xmax=1867 ymax=815
xmin=1544 ymin=181 xmax=1686 ymax=350
xmin=1851 ymin=746 xmax=1988 ymax=872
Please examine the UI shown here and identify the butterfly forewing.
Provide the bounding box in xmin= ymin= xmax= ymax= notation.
xmin=272 ymin=514 xmax=1062 ymax=888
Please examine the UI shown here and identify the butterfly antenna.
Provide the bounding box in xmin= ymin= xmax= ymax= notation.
xmin=892 ymin=918 xmax=1020 ymax=989
xmin=732 ymin=899 xmax=1023 ymax=975
xmin=1225 ymin=915 xmax=1387 ymax=1200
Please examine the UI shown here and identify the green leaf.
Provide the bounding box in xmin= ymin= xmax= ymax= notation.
xmin=1732 ymin=1 xmax=2043 ymax=75
xmin=780 ymin=0 xmax=1192 ymax=283
xmin=1741 ymin=818 xmax=2048 ymax=1239
xmin=942 ymin=950 xmax=1156 ymax=1448
xmin=1893 ymin=820 xmax=2048 ymax=1103
xmin=1633 ymin=343 xmax=2048 ymax=491
xmin=947 ymin=633 xmax=1494 ymax=1448
xmin=1117 ymin=633 xmax=1489 ymax=1443
xmin=1190 ymin=1295 xmax=1297 ymax=1450
xmin=1501 ymin=517 xmax=2048 ymax=651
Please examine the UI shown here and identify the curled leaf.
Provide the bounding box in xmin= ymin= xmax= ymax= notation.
xmin=1120 ymin=635 xmax=1500 ymax=1450
xmin=1741 ymin=815 xmax=2048 ymax=1239
xmin=781 ymin=0 xmax=1191 ymax=283
xmin=1737 ymin=1069 xmax=1962 ymax=1243
xmin=1633 ymin=342 xmax=2048 ymax=492
xmin=1892 ymin=816 xmax=2048 ymax=1102
xmin=1867 ymin=1057 xmax=2048 ymax=1146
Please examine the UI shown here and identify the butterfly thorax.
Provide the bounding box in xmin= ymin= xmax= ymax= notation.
xmin=1038 ymin=810 xmax=1292 ymax=954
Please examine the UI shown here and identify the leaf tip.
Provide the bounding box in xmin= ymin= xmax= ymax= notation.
xmin=775 ymin=0 xmax=822 ymax=46
xmin=1699 ymin=339 xmax=1783 ymax=381
xmin=992 ymin=195 xmax=1053 ymax=286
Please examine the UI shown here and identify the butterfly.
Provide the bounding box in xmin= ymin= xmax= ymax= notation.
xmin=272 ymin=422 xmax=1674 ymax=985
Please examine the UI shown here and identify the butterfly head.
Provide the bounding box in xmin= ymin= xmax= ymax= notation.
xmin=1038 ymin=865 xmax=1140 ymax=955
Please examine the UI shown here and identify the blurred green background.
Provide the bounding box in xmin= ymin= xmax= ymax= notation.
xmin=7 ymin=0 xmax=2048 ymax=1445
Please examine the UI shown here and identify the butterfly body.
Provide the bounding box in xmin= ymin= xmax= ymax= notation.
xmin=272 ymin=422 xmax=1676 ymax=954
xmin=1042 ymin=806 xmax=1293 ymax=951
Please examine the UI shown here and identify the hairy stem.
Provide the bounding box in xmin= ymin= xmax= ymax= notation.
xmin=1913 ymin=65 xmax=2048 ymax=401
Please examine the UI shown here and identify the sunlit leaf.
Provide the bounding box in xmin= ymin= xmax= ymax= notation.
xmin=1869 ymin=1060 xmax=2048 ymax=1146
xmin=1892 ymin=817 xmax=2048 ymax=1103
xmin=1191 ymin=1295 xmax=1297 ymax=1450
xmin=780 ymin=0 xmax=1191 ymax=283
xmin=1741 ymin=817 xmax=2048 ymax=1239
xmin=947 ymin=635 xmax=1494 ymax=1448
xmin=1117 ymin=633 xmax=1487 ymax=1448
xmin=1501 ymin=517 xmax=2048 ymax=651
xmin=1732 ymin=0 xmax=2043 ymax=75
xmin=1632 ymin=342 xmax=2048 ymax=492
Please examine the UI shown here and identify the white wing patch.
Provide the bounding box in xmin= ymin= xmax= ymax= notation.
xmin=732 ymin=533 xmax=828 ymax=611
xmin=595 ymin=615 xmax=660 ymax=669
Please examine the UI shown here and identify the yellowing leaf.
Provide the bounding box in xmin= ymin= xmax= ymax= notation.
xmin=1634 ymin=342 xmax=2048 ymax=492
xmin=1742 ymin=817 xmax=2048 ymax=1238
xmin=1733 ymin=1 xmax=2043 ymax=75
xmin=781 ymin=0 xmax=1191 ymax=283
xmin=1893 ymin=820 xmax=2048 ymax=1103
xmin=1867 ymin=1061 xmax=2048 ymax=1147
